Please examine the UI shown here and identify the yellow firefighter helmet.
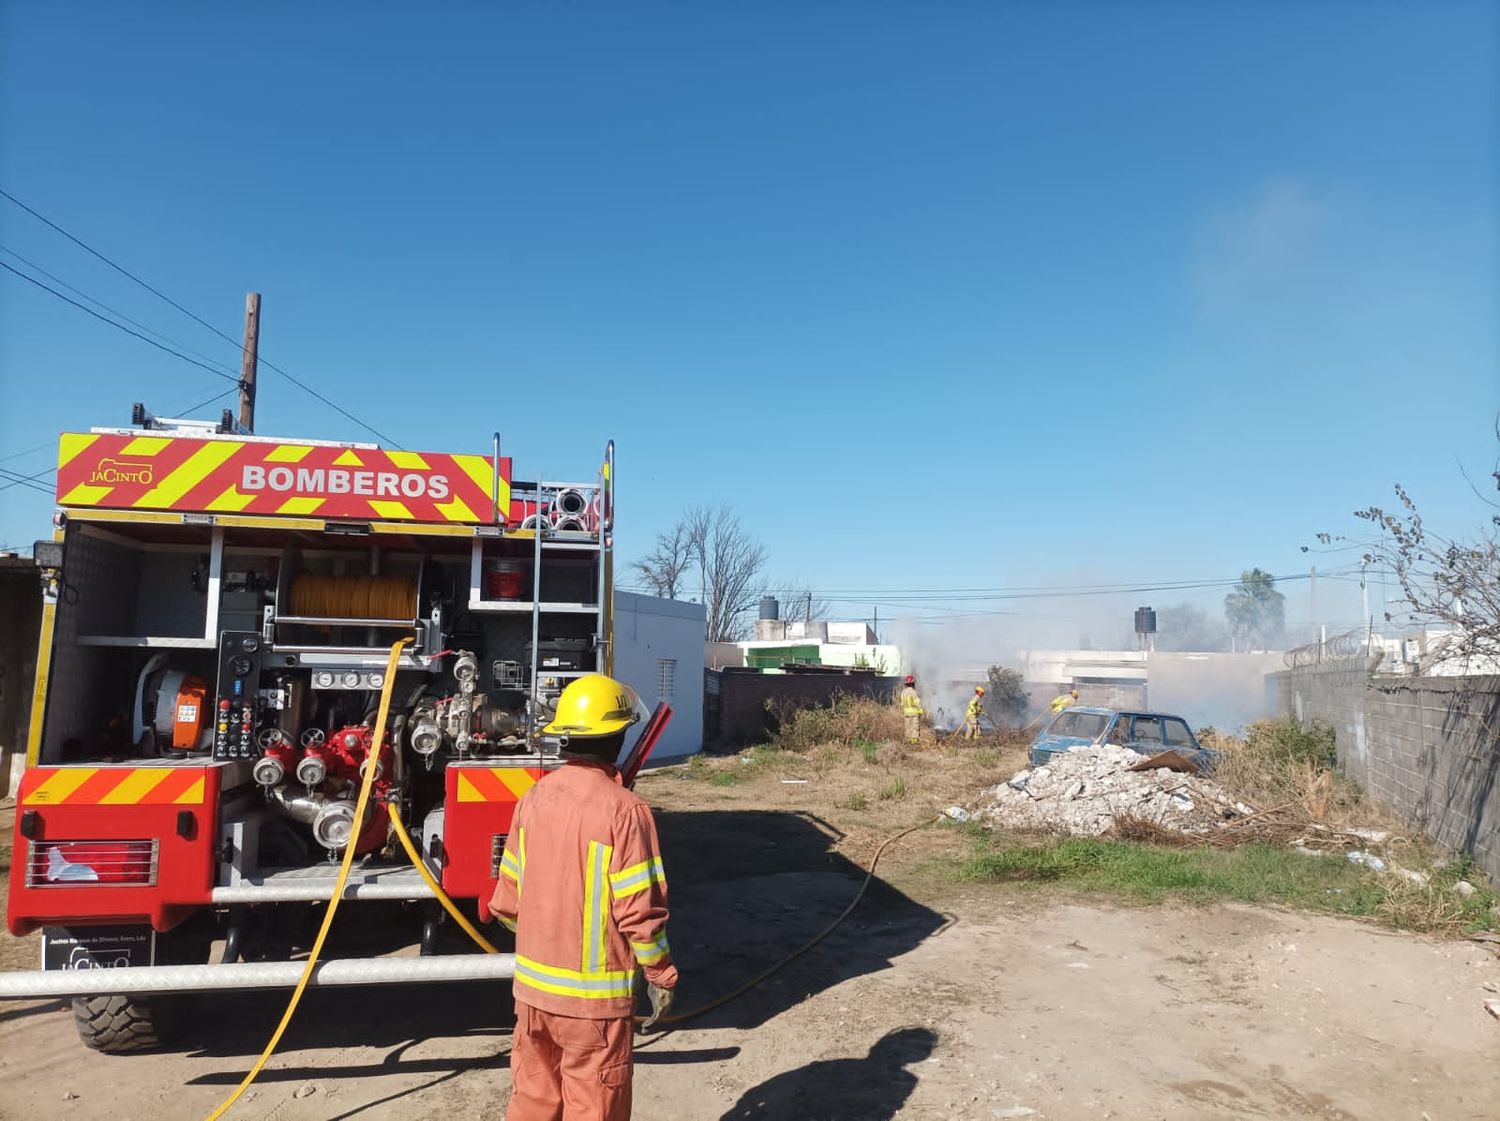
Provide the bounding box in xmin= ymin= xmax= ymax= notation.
xmin=544 ymin=674 xmax=641 ymax=738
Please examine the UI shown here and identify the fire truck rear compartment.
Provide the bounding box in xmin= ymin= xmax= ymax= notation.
xmin=14 ymin=504 xmax=612 ymax=946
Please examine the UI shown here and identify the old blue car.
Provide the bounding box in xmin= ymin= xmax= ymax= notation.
xmin=1029 ymin=706 xmax=1217 ymax=770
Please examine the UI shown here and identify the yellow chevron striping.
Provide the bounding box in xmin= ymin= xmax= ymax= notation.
xmin=120 ymin=436 xmax=173 ymax=456
xmin=264 ymin=444 xmax=314 ymax=463
xmin=58 ymin=433 xmax=100 ymax=468
xmin=434 ymin=494 xmax=479 ymax=522
xmin=175 ymin=777 xmax=207 ymax=804
xmin=134 ymin=440 xmax=242 ymax=507
xmin=333 ymin=449 xmax=365 ymax=467
xmin=278 ymin=496 xmax=325 ymax=515
xmin=386 ymin=451 xmax=430 ymax=470
xmin=492 ymin=769 xmax=538 ymax=798
xmin=455 ymin=772 xmax=485 ymax=803
xmin=450 ymin=454 xmax=496 ymax=499
xmin=59 ymin=483 xmax=113 ymax=505
xmin=368 ymin=499 xmax=414 ymax=519
xmin=206 ymin=485 xmax=257 ymax=512
xmin=25 ymin=768 xmax=98 ymax=805
xmin=99 ymin=769 xmax=172 ymax=805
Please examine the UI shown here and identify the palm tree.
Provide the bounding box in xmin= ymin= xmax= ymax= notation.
xmin=1224 ymin=569 xmax=1286 ymax=651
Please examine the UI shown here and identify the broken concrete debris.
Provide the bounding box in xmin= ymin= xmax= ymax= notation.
xmin=979 ymin=745 xmax=1252 ymax=836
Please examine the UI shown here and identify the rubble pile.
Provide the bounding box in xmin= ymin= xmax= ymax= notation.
xmin=980 ymin=745 xmax=1254 ymax=837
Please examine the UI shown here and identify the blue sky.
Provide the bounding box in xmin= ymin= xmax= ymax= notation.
xmin=1 ymin=2 xmax=1496 ymax=644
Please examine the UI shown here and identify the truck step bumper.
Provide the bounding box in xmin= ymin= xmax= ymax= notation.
xmin=0 ymin=953 xmax=516 ymax=999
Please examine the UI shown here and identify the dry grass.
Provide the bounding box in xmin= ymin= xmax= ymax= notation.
xmin=655 ymin=715 xmax=1497 ymax=937
xmin=769 ymin=695 xmax=905 ymax=753
xmin=1196 ymin=718 xmax=1407 ymax=849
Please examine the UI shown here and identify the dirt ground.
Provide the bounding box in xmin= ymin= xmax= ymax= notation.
xmin=3 ymin=740 xmax=1499 ymax=1120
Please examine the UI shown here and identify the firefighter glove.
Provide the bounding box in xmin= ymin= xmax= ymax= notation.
xmin=642 ymin=982 xmax=675 ymax=1030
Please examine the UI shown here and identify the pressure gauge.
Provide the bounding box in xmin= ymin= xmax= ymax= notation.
xmin=314 ymin=671 xmax=335 ymax=688
xmin=240 ymin=635 xmax=260 ymax=652
xmin=342 ymin=671 xmax=361 ymax=688
xmin=368 ymin=672 xmax=385 ymax=688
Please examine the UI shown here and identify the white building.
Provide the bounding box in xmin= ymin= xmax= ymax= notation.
xmin=711 ymin=614 xmax=904 ymax=676
xmin=614 ymin=591 xmax=706 ymax=762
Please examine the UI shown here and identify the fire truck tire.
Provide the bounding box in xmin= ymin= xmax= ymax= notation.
xmin=71 ymin=994 xmax=179 ymax=1053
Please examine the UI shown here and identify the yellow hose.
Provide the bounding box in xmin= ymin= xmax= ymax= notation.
xmin=212 ymin=632 xmax=934 ymax=1115
xmin=290 ymin=574 xmax=417 ymax=620
xmin=386 ymin=801 xmax=499 ymax=954
xmin=204 ymin=637 xmax=411 ymax=1121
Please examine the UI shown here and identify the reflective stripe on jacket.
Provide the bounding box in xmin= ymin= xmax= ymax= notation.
xmin=1050 ymin=694 xmax=1074 ymax=713
xmin=966 ymin=697 xmax=983 ymax=720
xmin=899 ymin=687 xmax=924 ymax=717
xmin=489 ymin=760 xmax=677 ymax=1018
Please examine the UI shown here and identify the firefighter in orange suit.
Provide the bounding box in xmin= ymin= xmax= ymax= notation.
xmin=487 ymin=674 xmax=678 ymax=1121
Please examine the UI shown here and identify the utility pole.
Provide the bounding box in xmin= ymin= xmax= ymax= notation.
xmin=238 ymin=292 xmax=261 ymax=433
xmin=1309 ymin=565 xmax=1318 ymax=648
xmin=1361 ymin=560 xmax=1371 ymax=649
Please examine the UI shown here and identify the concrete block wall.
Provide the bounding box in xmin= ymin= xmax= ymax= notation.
xmin=1273 ymin=664 xmax=1500 ymax=881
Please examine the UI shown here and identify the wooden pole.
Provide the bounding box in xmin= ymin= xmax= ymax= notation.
xmin=239 ymin=292 xmax=261 ymax=433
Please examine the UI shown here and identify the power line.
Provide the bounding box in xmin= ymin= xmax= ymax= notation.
xmin=0 ymin=245 xmax=244 ymax=377
xmin=0 ymin=440 xmax=57 ymax=466
xmin=0 ymin=189 xmax=402 ymax=448
xmin=173 ymin=386 xmax=238 ymax=417
xmin=0 ymin=387 xmax=235 ymax=490
xmin=0 ymin=259 xmax=241 ymax=385
xmin=0 ymin=465 xmax=54 ymax=495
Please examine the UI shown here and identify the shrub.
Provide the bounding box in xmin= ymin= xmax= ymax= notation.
xmin=1210 ymin=717 xmax=1358 ymax=819
xmin=770 ymin=696 xmax=904 ymax=753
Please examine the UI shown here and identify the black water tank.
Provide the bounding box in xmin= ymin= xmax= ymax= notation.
xmin=1134 ymin=606 xmax=1157 ymax=635
xmin=759 ymin=595 xmax=779 ymax=621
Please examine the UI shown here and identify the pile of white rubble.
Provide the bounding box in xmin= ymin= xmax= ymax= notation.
xmin=979 ymin=745 xmax=1254 ymax=837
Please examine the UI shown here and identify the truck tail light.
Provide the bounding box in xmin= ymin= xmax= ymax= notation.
xmin=27 ymin=840 xmax=159 ymax=887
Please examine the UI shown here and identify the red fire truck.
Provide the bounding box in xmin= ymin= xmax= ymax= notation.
xmin=2 ymin=408 xmax=668 ymax=1051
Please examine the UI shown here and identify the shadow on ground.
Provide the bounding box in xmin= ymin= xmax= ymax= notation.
xmin=8 ymin=805 xmax=944 ymax=1095
xmin=653 ymin=808 xmax=948 ymax=1032
xmin=718 ymin=1026 xmax=936 ymax=1120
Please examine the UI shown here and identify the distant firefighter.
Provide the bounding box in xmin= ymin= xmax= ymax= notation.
xmin=898 ymin=675 xmax=924 ymax=744
xmin=964 ymin=686 xmax=986 ymax=741
xmin=1050 ymin=687 xmax=1080 ymax=714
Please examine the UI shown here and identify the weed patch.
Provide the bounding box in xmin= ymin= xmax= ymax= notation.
xmin=878 ymin=779 xmax=908 ymax=801
xmin=956 ymin=833 xmax=1492 ymax=934
xmin=962 ymin=837 xmax=1385 ymax=913
xmin=771 ymin=696 xmax=903 ymax=753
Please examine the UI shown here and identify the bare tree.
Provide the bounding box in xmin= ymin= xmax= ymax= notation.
xmin=1318 ymin=458 xmax=1500 ymax=669
xmin=768 ymin=583 xmax=829 ymax=626
xmin=633 ymin=506 xmax=768 ymax=641
xmin=687 ymin=506 xmax=768 ymax=643
xmin=631 ymin=521 xmax=694 ymax=599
